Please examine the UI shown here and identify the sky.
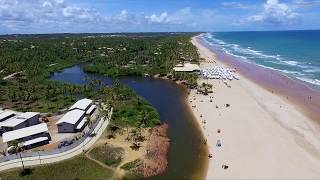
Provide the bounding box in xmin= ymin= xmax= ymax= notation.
xmin=0 ymin=0 xmax=319 ymax=34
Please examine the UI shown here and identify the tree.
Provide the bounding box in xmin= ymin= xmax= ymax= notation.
xmin=86 ymin=116 xmax=94 ymax=130
xmin=10 ymin=140 xmax=25 ymax=170
xmin=138 ymin=110 xmax=149 ymax=128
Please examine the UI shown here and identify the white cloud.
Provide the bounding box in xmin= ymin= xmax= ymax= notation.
xmin=222 ymin=2 xmax=256 ymax=9
xmin=0 ymin=1 xmax=237 ymax=33
xmin=0 ymin=0 xmax=195 ymax=33
xmin=145 ymin=12 xmax=169 ymax=24
xmin=292 ymin=0 xmax=320 ymax=7
xmin=243 ymin=0 xmax=301 ymax=25
xmin=43 ymin=1 xmax=53 ymax=8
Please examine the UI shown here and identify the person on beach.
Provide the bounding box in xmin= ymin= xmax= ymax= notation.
xmin=216 ymin=140 xmax=222 ymax=147
xmin=222 ymin=164 xmax=229 ymax=169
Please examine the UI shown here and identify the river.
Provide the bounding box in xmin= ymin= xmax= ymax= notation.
xmin=51 ymin=65 xmax=208 ymax=179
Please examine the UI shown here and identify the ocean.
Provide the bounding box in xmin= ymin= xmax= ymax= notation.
xmin=201 ymin=30 xmax=320 ymax=87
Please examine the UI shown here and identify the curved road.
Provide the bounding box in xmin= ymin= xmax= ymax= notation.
xmin=0 ymin=109 xmax=112 ymax=172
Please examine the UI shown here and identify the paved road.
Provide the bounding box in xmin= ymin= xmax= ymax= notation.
xmin=0 ymin=108 xmax=112 ymax=172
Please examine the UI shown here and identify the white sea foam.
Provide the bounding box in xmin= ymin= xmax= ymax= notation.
xmin=303 ymin=68 xmax=320 ymax=73
xmin=281 ymin=60 xmax=299 ymax=66
xmin=201 ymin=35 xmax=320 ymax=87
xmin=279 ymin=69 xmax=305 ymax=76
xmin=296 ymin=77 xmax=320 ymax=86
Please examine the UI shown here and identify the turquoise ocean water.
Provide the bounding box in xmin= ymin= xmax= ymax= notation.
xmin=202 ymin=30 xmax=320 ymax=86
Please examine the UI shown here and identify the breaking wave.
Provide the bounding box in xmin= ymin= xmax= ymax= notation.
xmin=201 ymin=33 xmax=320 ymax=87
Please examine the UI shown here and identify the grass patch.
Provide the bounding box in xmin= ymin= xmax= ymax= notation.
xmin=121 ymin=159 xmax=141 ymax=170
xmin=89 ymin=145 xmax=124 ymax=167
xmin=0 ymin=155 xmax=114 ymax=180
xmin=123 ymin=172 xmax=144 ymax=180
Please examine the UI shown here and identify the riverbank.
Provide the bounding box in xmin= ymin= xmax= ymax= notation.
xmin=86 ymin=124 xmax=170 ymax=179
xmin=51 ymin=67 xmax=209 ymax=179
xmin=190 ymin=35 xmax=320 ymax=179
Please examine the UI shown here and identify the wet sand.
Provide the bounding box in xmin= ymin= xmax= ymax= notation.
xmin=189 ymin=35 xmax=320 ymax=179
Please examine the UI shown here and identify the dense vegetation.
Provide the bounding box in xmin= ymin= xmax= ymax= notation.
xmin=82 ymin=35 xmax=199 ymax=77
xmin=0 ymin=33 xmax=201 ymax=179
xmin=0 ymin=33 xmax=198 ymax=120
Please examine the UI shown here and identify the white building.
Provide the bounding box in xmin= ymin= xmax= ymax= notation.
xmin=69 ymin=98 xmax=93 ymax=112
xmin=2 ymin=123 xmax=51 ymax=152
xmin=0 ymin=112 xmax=40 ymax=132
xmin=56 ymin=109 xmax=87 ymax=133
xmin=0 ymin=110 xmax=15 ymax=122
xmin=86 ymin=104 xmax=96 ymax=115
xmin=173 ymin=63 xmax=200 ymax=72
xmin=57 ymin=98 xmax=97 ymax=133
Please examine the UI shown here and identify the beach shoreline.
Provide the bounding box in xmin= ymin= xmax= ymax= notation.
xmin=189 ymin=34 xmax=320 ymax=179
xmin=197 ymin=34 xmax=320 ymax=122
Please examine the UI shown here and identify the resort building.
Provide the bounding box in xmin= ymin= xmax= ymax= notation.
xmin=173 ymin=63 xmax=201 ymax=72
xmin=86 ymin=104 xmax=97 ymax=115
xmin=57 ymin=98 xmax=97 ymax=133
xmin=56 ymin=109 xmax=87 ymax=133
xmin=0 ymin=110 xmax=15 ymax=122
xmin=69 ymin=98 xmax=93 ymax=113
xmin=2 ymin=123 xmax=51 ymax=152
xmin=0 ymin=112 xmax=40 ymax=132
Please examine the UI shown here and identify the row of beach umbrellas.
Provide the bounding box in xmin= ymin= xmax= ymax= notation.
xmin=201 ymin=66 xmax=240 ymax=81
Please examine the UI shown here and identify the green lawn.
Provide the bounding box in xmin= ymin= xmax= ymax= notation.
xmin=89 ymin=145 xmax=124 ymax=167
xmin=0 ymin=155 xmax=114 ymax=180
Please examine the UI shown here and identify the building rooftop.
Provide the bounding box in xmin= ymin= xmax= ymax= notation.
xmin=0 ymin=112 xmax=40 ymax=128
xmin=76 ymin=117 xmax=87 ymax=130
xmin=56 ymin=109 xmax=86 ymax=125
xmin=86 ymin=105 xmax=96 ymax=115
xmin=69 ymin=98 xmax=93 ymax=111
xmin=0 ymin=111 xmax=15 ymax=122
xmin=173 ymin=63 xmax=200 ymax=72
xmin=21 ymin=136 xmax=49 ymax=146
xmin=0 ymin=117 xmax=26 ymax=127
xmin=19 ymin=112 xmax=39 ymax=119
xmin=2 ymin=123 xmax=49 ymax=143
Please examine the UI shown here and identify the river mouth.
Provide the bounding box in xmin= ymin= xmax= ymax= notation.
xmin=51 ymin=65 xmax=208 ymax=179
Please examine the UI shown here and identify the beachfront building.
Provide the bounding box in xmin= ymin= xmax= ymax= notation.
xmin=2 ymin=123 xmax=51 ymax=152
xmin=57 ymin=98 xmax=97 ymax=133
xmin=173 ymin=63 xmax=201 ymax=72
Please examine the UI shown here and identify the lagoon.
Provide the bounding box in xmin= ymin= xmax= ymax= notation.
xmin=51 ymin=65 xmax=208 ymax=179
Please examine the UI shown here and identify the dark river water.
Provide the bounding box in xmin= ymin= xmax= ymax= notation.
xmin=51 ymin=65 xmax=208 ymax=179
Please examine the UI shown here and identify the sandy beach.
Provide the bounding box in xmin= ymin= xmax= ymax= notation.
xmin=190 ymin=36 xmax=320 ymax=179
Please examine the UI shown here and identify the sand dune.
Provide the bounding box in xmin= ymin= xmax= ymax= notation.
xmin=190 ymin=36 xmax=320 ymax=179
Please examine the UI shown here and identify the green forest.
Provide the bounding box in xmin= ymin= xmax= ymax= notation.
xmin=0 ymin=33 xmax=199 ymax=118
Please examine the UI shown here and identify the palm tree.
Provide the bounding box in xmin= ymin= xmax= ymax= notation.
xmin=86 ymin=116 xmax=94 ymax=130
xmin=138 ymin=110 xmax=149 ymax=128
xmin=98 ymin=102 xmax=110 ymax=121
xmin=10 ymin=140 xmax=25 ymax=170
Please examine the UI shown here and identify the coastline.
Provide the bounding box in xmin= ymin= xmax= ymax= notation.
xmin=198 ymin=35 xmax=320 ymax=122
xmin=189 ymin=35 xmax=320 ymax=179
